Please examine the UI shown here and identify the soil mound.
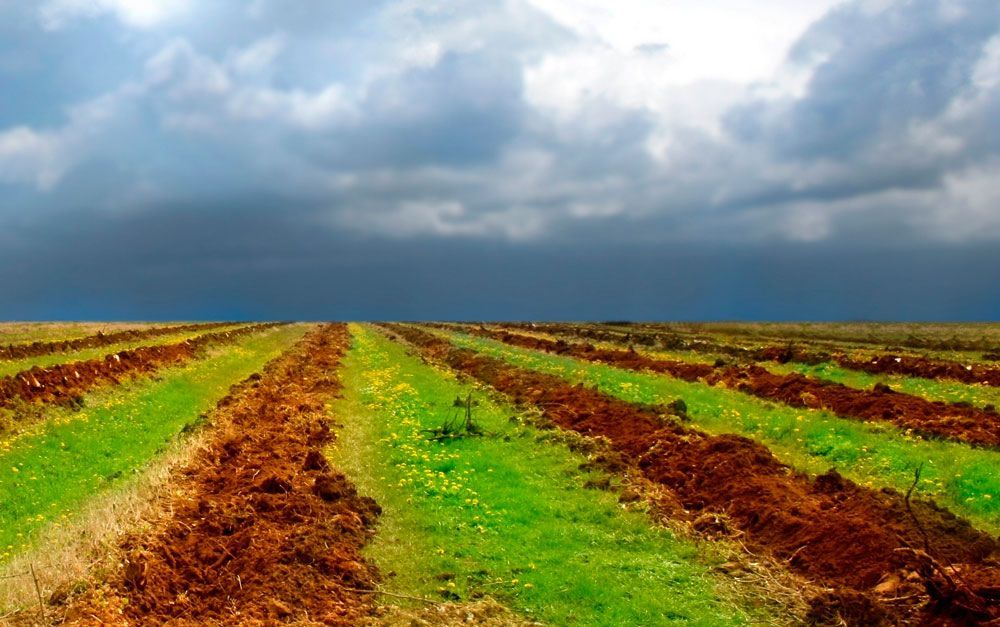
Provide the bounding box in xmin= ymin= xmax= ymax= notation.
xmin=62 ymin=324 xmax=379 ymax=625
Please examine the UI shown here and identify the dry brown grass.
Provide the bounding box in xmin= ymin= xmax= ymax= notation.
xmin=0 ymin=323 xmax=171 ymax=347
xmin=0 ymin=419 xmax=218 ymax=623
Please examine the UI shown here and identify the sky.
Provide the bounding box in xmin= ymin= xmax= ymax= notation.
xmin=1 ymin=0 xmax=999 ymax=320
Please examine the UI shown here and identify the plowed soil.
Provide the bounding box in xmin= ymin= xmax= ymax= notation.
xmin=0 ymin=324 xmax=279 ymax=410
xmin=468 ymin=326 xmax=1000 ymax=449
xmin=836 ymin=354 xmax=1000 ymax=388
xmin=385 ymin=324 xmax=1000 ymax=626
xmin=499 ymin=322 xmax=833 ymax=364
xmin=61 ymin=324 xmax=380 ymax=625
xmin=0 ymin=322 xmax=235 ymax=360
xmin=512 ymin=323 xmax=1000 ymax=388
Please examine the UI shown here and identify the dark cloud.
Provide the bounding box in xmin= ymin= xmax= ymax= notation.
xmin=0 ymin=0 xmax=998 ymax=318
xmin=2 ymin=201 xmax=998 ymax=320
xmin=304 ymin=50 xmax=528 ymax=168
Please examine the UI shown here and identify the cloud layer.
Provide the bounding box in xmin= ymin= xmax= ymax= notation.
xmin=1 ymin=0 xmax=998 ymax=318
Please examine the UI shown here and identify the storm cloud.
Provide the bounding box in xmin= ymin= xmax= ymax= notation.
xmin=1 ymin=0 xmax=998 ymax=319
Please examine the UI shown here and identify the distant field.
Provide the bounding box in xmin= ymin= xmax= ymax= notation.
xmin=644 ymin=321 xmax=1000 ymax=353
xmin=1 ymin=322 xmax=997 ymax=625
xmin=0 ymin=322 xmax=177 ymax=345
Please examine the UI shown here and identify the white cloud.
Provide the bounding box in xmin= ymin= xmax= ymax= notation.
xmin=913 ymin=160 xmax=1000 ymax=241
xmin=339 ymin=200 xmax=547 ymax=240
xmin=141 ymin=38 xmax=359 ymax=131
xmin=0 ymin=127 xmax=68 ymax=190
xmin=229 ymin=33 xmax=287 ymax=77
xmin=7 ymin=0 xmax=999 ymax=249
xmin=0 ymin=81 xmax=135 ymax=191
xmin=524 ymin=0 xmax=844 ymax=96
xmin=39 ymin=0 xmax=190 ymax=30
xmin=145 ymin=40 xmax=231 ymax=100
xmin=226 ymin=85 xmax=357 ymax=130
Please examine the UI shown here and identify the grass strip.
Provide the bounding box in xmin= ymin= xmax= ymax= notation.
xmin=0 ymin=324 xmax=309 ymax=560
xmin=329 ymin=324 xmax=785 ymax=626
xmin=766 ymin=360 xmax=1000 ymax=410
xmin=441 ymin=329 xmax=1000 ymax=536
xmin=0 ymin=323 xmax=248 ymax=378
xmin=519 ymin=324 xmax=1000 ymax=409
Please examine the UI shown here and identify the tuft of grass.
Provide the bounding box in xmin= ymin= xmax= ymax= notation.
xmin=443 ymin=330 xmax=1000 ymax=536
xmin=0 ymin=324 xmax=309 ymax=559
xmin=329 ymin=325 xmax=789 ymax=626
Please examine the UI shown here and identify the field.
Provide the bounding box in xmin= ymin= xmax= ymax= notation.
xmin=0 ymin=322 xmax=998 ymax=626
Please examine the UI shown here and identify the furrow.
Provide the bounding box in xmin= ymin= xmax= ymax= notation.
xmin=0 ymin=321 xmax=238 ymax=361
xmin=465 ymin=325 xmax=1000 ymax=448
xmin=61 ymin=324 xmax=380 ymax=624
xmin=0 ymin=323 xmax=282 ymax=410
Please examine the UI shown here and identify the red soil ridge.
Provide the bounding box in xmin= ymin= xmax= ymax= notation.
xmin=467 ymin=326 xmax=1000 ymax=449
xmin=836 ymin=354 xmax=1000 ymax=388
xmin=510 ymin=323 xmax=1000 ymax=389
xmin=0 ymin=322 xmax=237 ymax=361
xmin=386 ymin=324 xmax=1000 ymax=625
xmin=62 ymin=324 xmax=380 ymax=625
xmin=0 ymin=323 xmax=281 ymax=410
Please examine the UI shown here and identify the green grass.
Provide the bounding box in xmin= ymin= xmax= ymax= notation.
xmin=441 ymin=330 xmax=1000 ymax=536
xmin=0 ymin=324 xmax=309 ymax=560
xmin=0 ymin=323 xmax=248 ymax=378
xmin=328 ymin=324 xmax=783 ymax=626
xmin=591 ymin=335 xmax=1000 ymax=413
xmin=531 ymin=325 xmax=1000 ymax=410
xmin=767 ymin=360 xmax=1000 ymax=410
xmin=625 ymin=342 xmax=1000 ymax=410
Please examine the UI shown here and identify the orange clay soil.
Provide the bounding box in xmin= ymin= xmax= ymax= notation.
xmin=0 ymin=323 xmax=281 ymax=410
xmin=60 ymin=324 xmax=380 ymax=625
xmin=0 ymin=322 xmax=236 ymax=360
xmin=385 ymin=324 xmax=1000 ymax=626
xmin=460 ymin=325 xmax=1000 ymax=449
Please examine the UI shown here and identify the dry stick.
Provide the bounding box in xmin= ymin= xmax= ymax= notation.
xmin=341 ymin=586 xmax=440 ymax=605
xmin=903 ymin=463 xmax=931 ymax=554
xmin=898 ymin=462 xmax=975 ymax=602
xmin=30 ymin=563 xmax=44 ymax=619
